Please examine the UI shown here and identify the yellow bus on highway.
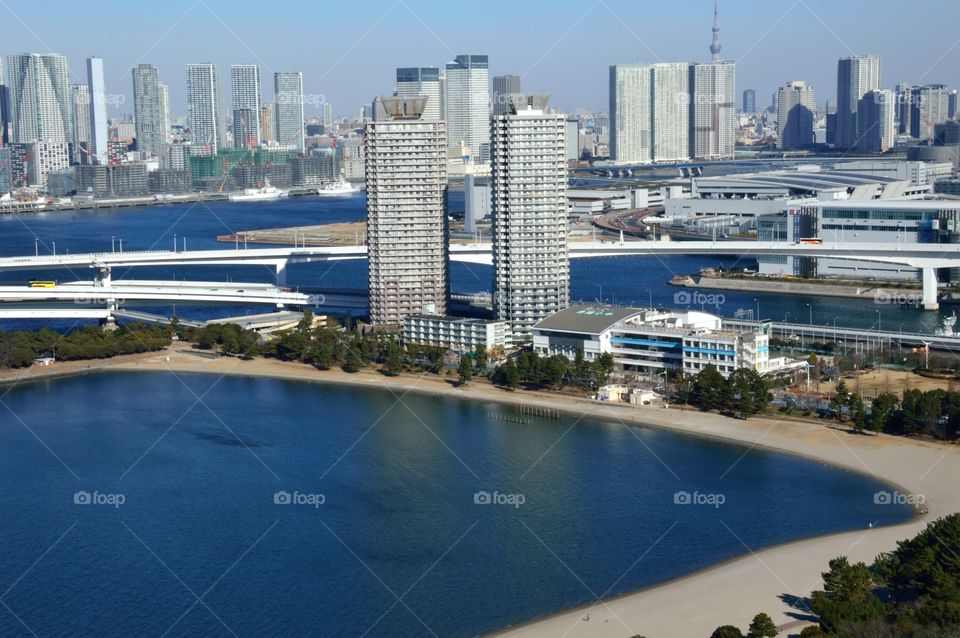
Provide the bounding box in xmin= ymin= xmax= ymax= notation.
xmin=28 ymin=280 xmax=57 ymax=288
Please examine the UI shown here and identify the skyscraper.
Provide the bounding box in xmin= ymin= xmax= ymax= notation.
xmin=322 ymin=102 xmax=333 ymax=130
xmin=444 ymin=54 xmax=490 ymax=161
xmin=70 ymin=83 xmax=90 ymax=163
xmin=776 ymin=81 xmax=815 ymax=149
xmin=0 ymin=61 xmax=8 ymax=145
xmin=690 ymin=61 xmax=736 ymax=160
xmin=491 ymin=94 xmax=569 ymax=342
xmin=159 ymin=83 xmax=170 ymax=144
xmin=395 ymin=67 xmax=442 ymax=121
xmin=896 ymin=83 xmax=913 ymax=136
xmin=609 ymin=63 xmax=692 ymax=163
xmin=366 ymin=96 xmax=448 ymax=325
xmin=7 ymin=53 xmax=72 ymax=144
xmin=86 ymin=57 xmax=108 ymax=164
xmin=231 ymin=64 xmax=261 ymax=149
xmin=910 ymin=85 xmax=952 ymax=142
xmin=274 ymin=72 xmax=304 ymax=153
xmin=186 ymin=63 xmax=226 ymax=155
xmin=859 ymin=89 xmax=895 ymax=153
xmin=132 ymin=64 xmax=165 ymax=157
xmin=492 ymin=74 xmax=521 ymax=116
xmin=742 ymin=89 xmax=756 ymax=114
xmin=835 ymin=55 xmax=880 ymax=150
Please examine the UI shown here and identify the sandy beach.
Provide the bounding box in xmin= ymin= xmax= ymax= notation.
xmin=3 ymin=344 xmax=959 ymax=637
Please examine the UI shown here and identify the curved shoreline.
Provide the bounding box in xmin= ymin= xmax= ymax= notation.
xmin=3 ymin=347 xmax=958 ymax=637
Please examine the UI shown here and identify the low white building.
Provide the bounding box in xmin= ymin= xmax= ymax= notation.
xmin=532 ymin=305 xmax=775 ymax=378
xmin=403 ymin=315 xmax=511 ymax=354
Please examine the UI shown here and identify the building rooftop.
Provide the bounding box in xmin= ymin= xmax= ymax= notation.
xmin=533 ymin=305 xmax=644 ymax=335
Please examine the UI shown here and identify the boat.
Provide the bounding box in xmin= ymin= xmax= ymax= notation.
xmin=228 ymin=178 xmax=286 ymax=202
xmin=316 ymin=178 xmax=358 ymax=197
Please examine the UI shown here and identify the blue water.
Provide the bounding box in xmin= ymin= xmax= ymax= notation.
xmin=0 ymin=194 xmax=947 ymax=333
xmin=0 ymin=372 xmax=911 ymax=637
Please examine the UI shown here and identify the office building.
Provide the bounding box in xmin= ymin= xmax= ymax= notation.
xmin=492 ymin=74 xmax=521 ymax=116
xmin=0 ymin=60 xmax=8 ymax=145
xmin=274 ymin=72 xmax=304 ymax=153
xmin=491 ymin=94 xmax=569 ymax=342
xmin=910 ymin=84 xmax=952 ymax=142
xmin=532 ymin=306 xmax=773 ymax=379
xmin=835 ymin=55 xmax=880 ymax=149
xmin=86 ymin=57 xmax=108 ymax=164
xmin=609 ymin=63 xmax=693 ymax=163
xmin=859 ymin=89 xmax=896 ymax=153
xmin=365 ymin=96 xmax=448 ymax=325
xmin=71 ymin=84 xmax=91 ymax=163
xmin=159 ymin=82 xmax=170 ymax=144
xmin=395 ymin=67 xmax=442 ymax=121
xmin=690 ymin=61 xmax=736 ymax=160
xmin=26 ymin=140 xmax=69 ymax=187
xmin=231 ymin=64 xmax=261 ymax=149
xmin=132 ymin=64 xmax=165 ymax=157
xmin=186 ymin=63 xmax=227 ymax=155
xmin=323 ymin=102 xmax=333 ymax=130
xmin=444 ymin=54 xmax=490 ymax=161
xmin=742 ymin=88 xmax=756 ymax=113
xmin=896 ymin=83 xmax=913 ymax=136
xmin=776 ymin=81 xmax=815 ymax=149
xmin=6 ymin=53 xmax=72 ymax=146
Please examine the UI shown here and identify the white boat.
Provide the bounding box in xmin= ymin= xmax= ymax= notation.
xmin=316 ymin=178 xmax=358 ymax=197
xmin=228 ymin=178 xmax=286 ymax=202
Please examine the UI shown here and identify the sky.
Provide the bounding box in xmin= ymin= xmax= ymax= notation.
xmin=3 ymin=0 xmax=960 ymax=119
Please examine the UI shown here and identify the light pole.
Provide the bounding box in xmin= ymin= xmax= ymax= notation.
xmin=876 ymin=309 xmax=881 ymax=332
xmin=34 ymin=238 xmax=38 ymax=256
xmin=111 ymin=235 xmax=115 ymax=253
xmin=806 ymin=303 xmax=812 ymax=326
xmin=173 ymin=234 xmax=177 ymax=252
xmin=753 ymin=298 xmax=759 ymax=322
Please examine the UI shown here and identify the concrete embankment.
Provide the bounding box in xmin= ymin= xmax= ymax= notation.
xmin=670 ymin=275 xmax=928 ymax=304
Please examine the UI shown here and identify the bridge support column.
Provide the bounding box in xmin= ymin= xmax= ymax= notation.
xmin=922 ymin=267 xmax=939 ymax=311
xmin=93 ymin=265 xmax=111 ymax=287
xmin=275 ymin=261 xmax=287 ymax=288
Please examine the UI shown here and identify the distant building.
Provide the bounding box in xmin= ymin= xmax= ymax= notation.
xmin=86 ymin=57 xmax=108 ymax=164
xmin=76 ymin=163 xmax=148 ymax=198
xmin=492 ymin=74 xmax=521 ymax=116
xmin=690 ymin=61 xmax=736 ymax=160
xmin=858 ymin=89 xmax=896 ymax=153
xmin=366 ymin=96 xmax=449 ymax=325
xmin=395 ymin=67 xmax=442 ymax=121
xmin=274 ymin=72 xmax=304 ymax=152
xmin=132 ymin=64 xmax=166 ymax=158
xmin=186 ymin=63 xmax=227 ymax=155
xmin=835 ymin=55 xmax=881 ymax=150
xmin=71 ymin=84 xmax=91 ymax=164
xmin=776 ymin=81 xmax=815 ymax=149
xmin=444 ymin=54 xmax=490 ymax=161
xmin=7 ymin=53 xmax=72 ymax=147
xmin=910 ymin=84 xmax=952 ymax=142
xmin=0 ymin=61 xmax=8 ymax=145
xmin=231 ymin=65 xmax=261 ymax=149
xmin=742 ymin=88 xmax=756 ymax=113
xmin=492 ymin=94 xmax=569 ymax=342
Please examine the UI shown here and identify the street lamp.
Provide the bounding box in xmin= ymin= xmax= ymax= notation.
xmin=876 ymin=309 xmax=882 ymax=332
xmin=111 ymin=235 xmax=115 ymax=253
xmin=753 ymin=298 xmax=759 ymax=322
xmin=806 ymin=303 xmax=812 ymax=326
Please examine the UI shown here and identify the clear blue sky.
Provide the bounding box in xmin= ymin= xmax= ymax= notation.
xmin=4 ymin=0 xmax=960 ymax=118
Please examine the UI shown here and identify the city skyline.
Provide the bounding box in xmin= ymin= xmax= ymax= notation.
xmin=2 ymin=0 xmax=959 ymax=119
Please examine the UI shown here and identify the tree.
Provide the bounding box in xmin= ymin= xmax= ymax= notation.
xmin=458 ymin=354 xmax=473 ymax=385
xmin=473 ymin=343 xmax=488 ymax=372
xmin=313 ymin=341 xmax=335 ymax=370
xmin=495 ymin=359 xmax=520 ymax=389
xmin=830 ymin=380 xmax=850 ymax=421
xmin=298 ymin=308 xmax=314 ymax=333
xmin=384 ymin=340 xmax=403 ymax=376
xmin=850 ymin=394 xmax=867 ymax=433
xmin=727 ymin=369 xmax=769 ymax=419
xmin=810 ymin=556 xmax=885 ymax=632
xmin=710 ymin=626 xmax=744 ymax=638
xmin=869 ymin=393 xmax=897 ymax=434
xmin=691 ymin=365 xmax=727 ymax=411
xmin=747 ymin=612 xmax=778 ymax=638
xmin=342 ymin=343 xmax=365 ymax=373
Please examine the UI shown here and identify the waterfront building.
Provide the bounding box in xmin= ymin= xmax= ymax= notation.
xmin=186 ymin=63 xmax=227 ymax=155
xmin=274 ymin=72 xmax=304 ymax=153
xmin=25 ymin=140 xmax=69 ymax=188
xmin=6 ymin=53 xmax=72 ymax=146
xmin=71 ymin=84 xmax=91 ymax=164
xmin=532 ymin=306 xmax=772 ymax=378
xmin=75 ymin=163 xmax=149 ymax=198
xmin=858 ymin=89 xmax=896 ymax=153
xmin=690 ymin=61 xmax=736 ymax=160
xmin=402 ymin=315 xmax=511 ymax=355
xmin=609 ymin=64 xmax=652 ymax=163
xmin=132 ymin=64 xmax=166 ymax=158
xmin=86 ymin=57 xmax=108 ymax=164
xmin=492 ymin=74 xmax=521 ymax=116
xmin=776 ymin=81 xmax=815 ymax=149
xmin=835 ymin=55 xmax=881 ymax=150
xmin=395 ymin=67 xmax=442 ymax=121
xmin=491 ymin=93 xmax=569 ymax=342
xmin=231 ymin=64 xmax=262 ymax=149
xmin=365 ymin=96 xmax=448 ymax=325
xmin=444 ymin=54 xmax=490 ymax=161
xmin=0 ymin=59 xmax=9 ymax=145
